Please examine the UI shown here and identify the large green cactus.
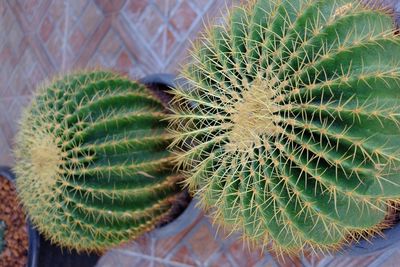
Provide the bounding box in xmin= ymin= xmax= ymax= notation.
xmin=0 ymin=221 xmax=5 ymax=253
xmin=169 ymin=0 xmax=400 ymax=253
xmin=14 ymin=71 xmax=182 ymax=252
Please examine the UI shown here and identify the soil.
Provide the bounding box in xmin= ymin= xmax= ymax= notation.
xmin=156 ymin=190 xmax=192 ymax=228
xmin=145 ymin=81 xmax=174 ymax=111
xmin=0 ymin=175 xmax=28 ymax=267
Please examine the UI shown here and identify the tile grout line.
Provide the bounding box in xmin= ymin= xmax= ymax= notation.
xmin=367 ymin=249 xmax=396 ymax=267
xmin=115 ymin=249 xmax=194 ymax=267
xmin=163 ymin=0 xmax=184 ymax=71
xmin=203 ymin=220 xmax=234 ymax=266
xmin=119 ymin=5 xmax=162 ymax=73
xmin=159 ymin=0 xmax=170 ymax=71
xmin=150 ymin=237 xmax=155 ymax=267
xmin=138 ymin=0 xmax=165 ymax=71
xmin=61 ymin=0 xmax=70 ymax=72
xmin=69 ymin=0 xmax=91 ymax=64
xmin=113 ymin=15 xmax=152 ymax=76
xmin=315 ymin=256 xmax=336 ymax=267
xmin=161 ymin=0 xmax=183 ymax=71
xmin=162 ymin=220 xmax=205 ymax=263
xmin=300 ymin=254 xmax=313 ymax=267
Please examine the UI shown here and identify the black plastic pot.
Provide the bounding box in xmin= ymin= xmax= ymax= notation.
xmin=36 ymin=236 xmax=100 ymax=267
xmin=0 ymin=166 xmax=39 ymax=267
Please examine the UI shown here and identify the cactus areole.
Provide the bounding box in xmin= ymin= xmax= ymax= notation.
xmin=169 ymin=0 xmax=400 ymax=254
xmin=14 ymin=71 xmax=182 ymax=252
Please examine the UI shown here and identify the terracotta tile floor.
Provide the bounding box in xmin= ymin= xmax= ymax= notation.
xmin=1 ymin=1 xmax=400 ymax=266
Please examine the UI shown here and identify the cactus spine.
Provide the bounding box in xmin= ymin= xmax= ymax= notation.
xmin=0 ymin=221 xmax=5 ymax=253
xmin=169 ymin=0 xmax=400 ymax=254
xmin=14 ymin=71 xmax=182 ymax=252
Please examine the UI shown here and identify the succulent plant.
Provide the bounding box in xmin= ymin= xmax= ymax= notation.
xmin=14 ymin=71 xmax=182 ymax=252
xmin=0 ymin=220 xmax=5 ymax=253
xmin=169 ymin=0 xmax=400 ymax=254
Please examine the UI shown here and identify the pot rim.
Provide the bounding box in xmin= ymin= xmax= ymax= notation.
xmin=336 ymin=221 xmax=400 ymax=257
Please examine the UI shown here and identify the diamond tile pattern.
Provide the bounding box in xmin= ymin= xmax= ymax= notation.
xmin=1 ymin=0 xmax=400 ymax=266
xmin=120 ymin=0 xmax=220 ymax=72
xmin=97 ymin=201 xmax=276 ymax=267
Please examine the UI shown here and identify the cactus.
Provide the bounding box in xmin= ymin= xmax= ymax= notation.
xmin=169 ymin=0 xmax=400 ymax=254
xmin=14 ymin=71 xmax=182 ymax=252
xmin=0 ymin=221 xmax=5 ymax=253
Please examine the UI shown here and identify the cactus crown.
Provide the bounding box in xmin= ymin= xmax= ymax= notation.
xmin=14 ymin=71 xmax=182 ymax=252
xmin=169 ymin=0 xmax=400 ymax=254
xmin=0 ymin=221 xmax=5 ymax=253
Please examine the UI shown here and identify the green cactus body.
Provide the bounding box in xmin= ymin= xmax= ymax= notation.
xmin=14 ymin=71 xmax=182 ymax=252
xmin=0 ymin=221 xmax=5 ymax=253
xmin=169 ymin=0 xmax=400 ymax=253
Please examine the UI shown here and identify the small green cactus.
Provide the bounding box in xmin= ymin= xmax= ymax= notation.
xmin=14 ymin=71 xmax=182 ymax=252
xmin=169 ymin=0 xmax=400 ymax=254
xmin=0 ymin=221 xmax=5 ymax=253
